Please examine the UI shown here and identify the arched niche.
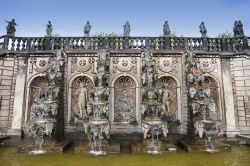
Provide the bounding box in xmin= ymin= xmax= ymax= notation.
xmin=157 ymin=76 xmax=178 ymax=120
xmin=68 ymin=75 xmax=94 ymax=122
xmin=25 ymin=76 xmax=49 ymax=122
xmin=203 ymin=75 xmax=222 ymax=120
xmin=111 ymin=73 xmax=140 ymax=123
xmin=114 ymin=76 xmax=136 ymax=123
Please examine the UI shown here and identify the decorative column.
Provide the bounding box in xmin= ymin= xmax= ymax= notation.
xmin=221 ymin=58 xmax=239 ymax=137
xmin=8 ymin=57 xmax=27 ymax=136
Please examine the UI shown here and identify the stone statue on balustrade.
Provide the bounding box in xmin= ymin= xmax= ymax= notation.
xmin=123 ymin=21 xmax=130 ymax=37
xmin=46 ymin=21 xmax=53 ymax=37
xmin=233 ymin=20 xmax=244 ymax=37
xmin=199 ymin=21 xmax=207 ymax=38
xmin=84 ymin=21 xmax=91 ymax=37
xmin=74 ymin=82 xmax=89 ymax=118
xmin=5 ymin=19 xmax=18 ymax=36
xmin=163 ymin=21 xmax=171 ymax=37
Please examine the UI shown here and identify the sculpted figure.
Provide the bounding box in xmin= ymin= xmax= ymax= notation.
xmin=46 ymin=21 xmax=53 ymax=36
xmin=160 ymin=83 xmax=170 ymax=116
xmin=84 ymin=21 xmax=91 ymax=37
xmin=163 ymin=21 xmax=171 ymax=37
xmin=161 ymin=124 xmax=168 ymax=138
xmin=199 ymin=21 xmax=207 ymax=38
xmin=233 ymin=20 xmax=244 ymax=37
xmin=75 ymin=83 xmax=89 ymax=118
xmin=194 ymin=121 xmax=204 ymax=138
xmin=5 ymin=19 xmax=18 ymax=36
xmin=123 ymin=21 xmax=130 ymax=37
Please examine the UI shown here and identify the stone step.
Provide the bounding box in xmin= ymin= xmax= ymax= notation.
xmin=237 ymin=134 xmax=250 ymax=145
xmin=110 ymin=124 xmax=143 ymax=136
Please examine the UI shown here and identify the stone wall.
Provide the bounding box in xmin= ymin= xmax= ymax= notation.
xmin=0 ymin=56 xmax=17 ymax=135
xmin=231 ymin=57 xmax=250 ymax=134
xmin=1 ymin=51 xmax=248 ymax=137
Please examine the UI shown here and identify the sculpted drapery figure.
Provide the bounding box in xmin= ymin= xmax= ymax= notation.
xmin=123 ymin=21 xmax=130 ymax=37
xmin=199 ymin=21 xmax=207 ymax=38
xmin=84 ymin=21 xmax=91 ymax=37
xmin=46 ymin=21 xmax=53 ymax=36
xmin=75 ymin=82 xmax=89 ymax=118
xmin=163 ymin=21 xmax=171 ymax=37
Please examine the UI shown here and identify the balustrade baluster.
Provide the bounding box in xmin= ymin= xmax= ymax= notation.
xmin=11 ymin=38 xmax=16 ymax=51
xmin=21 ymin=38 xmax=26 ymax=50
xmin=39 ymin=38 xmax=43 ymax=50
xmin=139 ymin=38 xmax=144 ymax=50
xmin=94 ymin=38 xmax=98 ymax=49
xmin=119 ymin=38 xmax=123 ymax=49
xmin=16 ymin=38 xmax=21 ymax=51
xmin=115 ymin=38 xmax=119 ymax=49
xmin=217 ymin=39 xmax=221 ymax=51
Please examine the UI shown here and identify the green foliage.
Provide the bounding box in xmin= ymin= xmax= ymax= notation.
xmin=93 ymin=32 xmax=121 ymax=37
xmin=53 ymin=33 xmax=61 ymax=37
xmin=217 ymin=31 xmax=233 ymax=39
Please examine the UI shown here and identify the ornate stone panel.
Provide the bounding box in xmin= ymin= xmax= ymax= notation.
xmin=114 ymin=76 xmax=136 ymax=122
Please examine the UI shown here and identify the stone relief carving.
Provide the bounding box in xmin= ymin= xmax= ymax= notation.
xmin=70 ymin=56 xmax=95 ymax=73
xmin=156 ymin=57 xmax=178 ymax=73
xmin=112 ymin=56 xmax=137 ymax=73
xmin=196 ymin=58 xmax=218 ymax=73
xmin=114 ymin=76 xmax=136 ymax=122
xmin=29 ymin=57 xmax=50 ymax=73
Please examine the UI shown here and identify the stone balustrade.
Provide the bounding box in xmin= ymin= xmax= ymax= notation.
xmin=0 ymin=35 xmax=249 ymax=52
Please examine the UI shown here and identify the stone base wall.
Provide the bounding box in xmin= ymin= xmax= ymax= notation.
xmin=0 ymin=57 xmax=17 ymax=135
xmin=231 ymin=57 xmax=250 ymax=134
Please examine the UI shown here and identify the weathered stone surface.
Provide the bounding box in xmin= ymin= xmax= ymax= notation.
xmin=238 ymin=111 xmax=246 ymax=116
xmin=243 ymin=59 xmax=250 ymax=66
xmin=232 ymin=60 xmax=243 ymax=67
xmin=235 ymin=80 xmax=245 ymax=87
xmin=239 ymin=121 xmax=246 ymax=127
xmin=3 ymin=60 xmax=14 ymax=67
xmin=234 ymin=70 xmax=244 ymax=76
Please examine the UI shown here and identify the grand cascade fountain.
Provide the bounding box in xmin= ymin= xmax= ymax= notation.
xmin=0 ymin=19 xmax=250 ymax=154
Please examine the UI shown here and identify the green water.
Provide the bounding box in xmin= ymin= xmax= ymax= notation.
xmin=0 ymin=146 xmax=250 ymax=166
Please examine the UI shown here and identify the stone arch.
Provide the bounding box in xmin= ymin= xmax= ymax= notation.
xmin=110 ymin=73 xmax=140 ymax=123
xmin=158 ymin=74 xmax=181 ymax=121
xmin=67 ymin=74 xmax=94 ymax=122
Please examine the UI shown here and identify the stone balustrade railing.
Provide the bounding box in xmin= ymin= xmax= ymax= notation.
xmin=0 ymin=35 xmax=249 ymax=52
